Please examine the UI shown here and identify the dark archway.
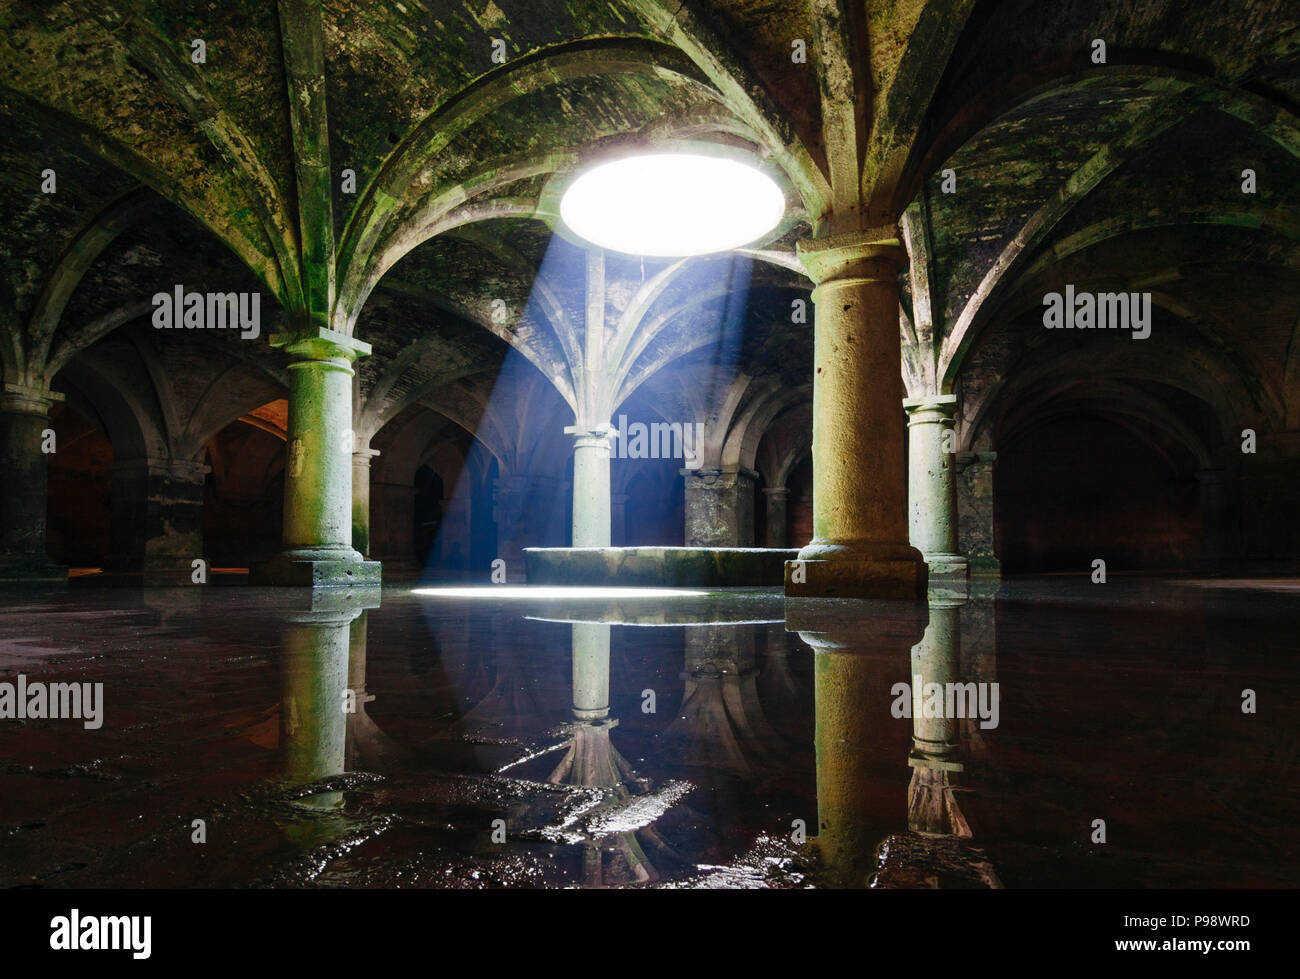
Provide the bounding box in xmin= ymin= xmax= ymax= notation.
xmin=202 ymin=404 xmax=286 ymax=569
xmin=45 ymin=401 xmax=113 ymax=569
xmin=996 ymin=414 xmax=1200 ymax=573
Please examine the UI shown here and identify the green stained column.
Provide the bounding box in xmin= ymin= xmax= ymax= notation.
xmin=252 ymin=327 xmax=380 ymax=586
xmin=280 ymin=607 xmax=353 ymax=806
xmin=788 ymin=227 xmax=926 ymax=599
xmin=904 ymin=394 xmax=967 ymax=576
xmin=277 ymin=589 xmax=380 ymax=821
xmin=0 ymin=382 xmax=65 ymax=581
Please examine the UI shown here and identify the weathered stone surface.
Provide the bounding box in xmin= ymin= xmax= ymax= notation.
xmin=524 ymin=545 xmax=798 ymax=586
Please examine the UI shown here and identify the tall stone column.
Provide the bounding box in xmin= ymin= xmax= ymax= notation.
xmin=110 ymin=458 xmax=209 ymax=583
xmin=351 ymin=438 xmax=379 ymax=559
xmin=956 ymin=452 xmax=1000 ymax=574
xmin=149 ymin=461 xmax=207 ymax=585
xmin=253 ymin=328 xmax=380 ymax=586
xmin=1196 ymin=468 xmax=1233 ymax=573
xmin=0 ymin=382 xmax=65 ymax=581
xmin=683 ymin=467 xmax=755 ymax=546
xmin=567 ymin=427 xmax=611 ymax=548
xmin=788 ymin=227 xmax=926 ymax=598
xmin=904 ymin=394 xmax=967 ymax=577
xmin=763 ymin=486 xmax=789 ymax=547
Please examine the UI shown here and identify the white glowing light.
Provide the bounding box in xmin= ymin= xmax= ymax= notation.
xmin=412 ymin=586 xmax=709 ymax=599
xmin=560 ymin=153 xmax=785 ymax=257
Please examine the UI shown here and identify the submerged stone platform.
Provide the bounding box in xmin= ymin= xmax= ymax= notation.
xmin=523 ymin=546 xmax=799 ymax=587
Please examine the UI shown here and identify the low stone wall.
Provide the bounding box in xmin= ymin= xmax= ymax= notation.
xmin=523 ymin=546 xmax=799 ymax=587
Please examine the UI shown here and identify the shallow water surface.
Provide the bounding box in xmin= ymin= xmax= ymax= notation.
xmin=0 ymin=577 xmax=1296 ymax=888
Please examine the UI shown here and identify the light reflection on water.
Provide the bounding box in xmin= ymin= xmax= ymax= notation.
xmin=0 ymin=578 xmax=1297 ymax=888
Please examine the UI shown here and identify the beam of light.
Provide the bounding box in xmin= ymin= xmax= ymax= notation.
xmin=560 ymin=154 xmax=785 ymax=257
xmin=413 ymin=585 xmax=710 ymax=599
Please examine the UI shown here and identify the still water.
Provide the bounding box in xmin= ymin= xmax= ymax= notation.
xmin=1 ymin=578 xmax=1296 ymax=888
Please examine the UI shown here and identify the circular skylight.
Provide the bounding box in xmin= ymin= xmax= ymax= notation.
xmin=559 ymin=153 xmax=786 ymax=257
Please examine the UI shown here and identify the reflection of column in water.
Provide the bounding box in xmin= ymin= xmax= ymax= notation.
xmin=344 ymin=611 xmax=406 ymax=771
xmin=550 ymin=621 xmax=657 ymax=885
xmin=908 ymin=587 xmax=970 ymax=837
xmin=788 ymin=598 xmax=928 ymax=887
xmin=571 ymin=621 xmax=610 ymax=721
xmin=551 ymin=622 xmax=635 ymax=788
xmin=959 ymin=578 xmax=1000 ymax=765
xmin=663 ymin=624 xmax=780 ymax=773
xmin=279 ymin=592 xmax=378 ymax=809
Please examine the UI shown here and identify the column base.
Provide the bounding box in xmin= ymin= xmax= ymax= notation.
xmin=251 ymin=550 xmax=382 ymax=587
xmin=785 ymin=555 xmax=927 ymax=599
xmin=0 ymin=556 xmax=67 ymax=584
xmin=923 ymin=553 xmax=969 ymax=578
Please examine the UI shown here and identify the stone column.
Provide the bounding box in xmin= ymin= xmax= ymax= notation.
xmin=956 ymin=452 xmax=1000 ymax=574
xmin=149 ymin=461 xmax=207 ymax=585
xmin=253 ymin=328 xmax=380 ymax=586
xmin=1196 ymin=468 xmax=1233 ymax=573
xmin=110 ymin=458 xmax=209 ymax=583
xmin=683 ymin=467 xmax=756 ymax=546
xmin=567 ymin=426 xmax=611 ymax=548
xmin=351 ymin=438 xmax=379 ymax=558
xmin=904 ymin=394 xmax=967 ymax=577
xmin=762 ymin=487 xmax=789 ymax=547
xmin=0 ymin=382 xmax=65 ymax=581
xmin=789 ymin=227 xmax=926 ymax=599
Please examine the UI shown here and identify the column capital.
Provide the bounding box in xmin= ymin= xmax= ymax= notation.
xmin=762 ymin=486 xmax=789 ymax=498
xmin=2 ymin=382 xmax=64 ymax=416
xmin=903 ymin=393 xmax=957 ymax=410
xmin=796 ymin=224 xmax=906 ymax=289
xmin=903 ymin=393 xmax=958 ymax=424
xmin=271 ymin=326 xmax=371 ymax=364
xmin=564 ymin=423 xmax=612 ymax=449
xmin=109 ymin=456 xmax=211 ymax=482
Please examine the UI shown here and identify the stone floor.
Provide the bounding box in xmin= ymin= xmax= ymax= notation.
xmin=0 ymin=575 xmax=1296 ymax=888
